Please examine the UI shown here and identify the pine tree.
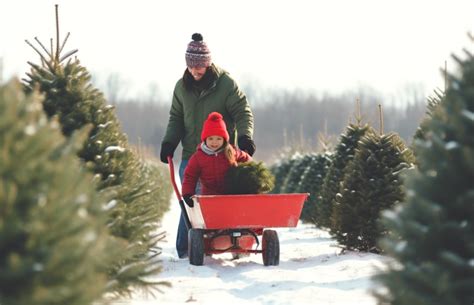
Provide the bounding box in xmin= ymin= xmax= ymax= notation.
xmin=297 ymin=153 xmax=332 ymax=223
xmin=225 ymin=161 xmax=275 ymax=194
xmin=316 ymin=123 xmax=372 ymax=228
xmin=281 ymin=153 xmax=315 ymax=193
xmin=374 ymin=48 xmax=474 ymax=305
xmin=270 ymin=152 xmax=302 ymax=194
xmin=0 ymin=79 xmax=119 ymax=305
xmin=23 ymin=16 xmax=169 ymax=295
xmin=412 ymin=89 xmax=444 ymax=143
xmin=331 ymin=132 xmax=415 ymax=252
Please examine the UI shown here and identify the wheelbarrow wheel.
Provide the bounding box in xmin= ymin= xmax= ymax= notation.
xmin=188 ymin=229 xmax=205 ymax=266
xmin=262 ymin=230 xmax=279 ymax=266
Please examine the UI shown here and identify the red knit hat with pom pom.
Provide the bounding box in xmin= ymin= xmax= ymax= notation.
xmin=201 ymin=112 xmax=229 ymax=142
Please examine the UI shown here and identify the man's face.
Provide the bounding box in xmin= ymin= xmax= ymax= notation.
xmin=188 ymin=66 xmax=207 ymax=81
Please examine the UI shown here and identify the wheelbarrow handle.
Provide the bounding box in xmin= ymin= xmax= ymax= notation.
xmin=167 ymin=156 xmax=182 ymax=201
xmin=167 ymin=156 xmax=192 ymax=230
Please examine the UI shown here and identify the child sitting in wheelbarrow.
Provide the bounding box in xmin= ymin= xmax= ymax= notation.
xmin=181 ymin=111 xmax=252 ymax=205
xmin=170 ymin=112 xmax=307 ymax=266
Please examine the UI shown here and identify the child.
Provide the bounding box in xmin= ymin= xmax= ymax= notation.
xmin=181 ymin=112 xmax=252 ymax=206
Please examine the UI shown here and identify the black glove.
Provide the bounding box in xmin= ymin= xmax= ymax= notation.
xmin=238 ymin=135 xmax=256 ymax=156
xmin=160 ymin=142 xmax=176 ymax=164
xmin=183 ymin=195 xmax=194 ymax=208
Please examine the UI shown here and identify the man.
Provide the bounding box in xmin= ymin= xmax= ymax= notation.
xmin=160 ymin=33 xmax=256 ymax=258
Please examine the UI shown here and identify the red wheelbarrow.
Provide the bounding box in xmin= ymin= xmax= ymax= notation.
xmin=168 ymin=157 xmax=309 ymax=266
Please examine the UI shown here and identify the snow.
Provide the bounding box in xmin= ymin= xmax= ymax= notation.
xmin=24 ymin=124 xmax=37 ymax=135
xmin=98 ymin=121 xmax=112 ymax=128
xmin=105 ymin=146 xmax=125 ymax=153
xmin=461 ymin=109 xmax=474 ymax=122
xmin=445 ymin=141 xmax=459 ymax=150
xmin=104 ymin=199 xmax=117 ymax=211
xmin=111 ymin=193 xmax=387 ymax=305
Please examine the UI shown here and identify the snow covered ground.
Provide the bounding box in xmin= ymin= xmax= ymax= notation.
xmin=111 ymin=191 xmax=387 ymax=305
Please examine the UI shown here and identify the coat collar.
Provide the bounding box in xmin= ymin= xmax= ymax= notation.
xmin=183 ymin=64 xmax=221 ymax=93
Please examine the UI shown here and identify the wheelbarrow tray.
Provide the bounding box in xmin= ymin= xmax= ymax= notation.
xmin=185 ymin=193 xmax=309 ymax=230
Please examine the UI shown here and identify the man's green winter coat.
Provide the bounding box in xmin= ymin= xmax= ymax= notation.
xmin=163 ymin=65 xmax=254 ymax=160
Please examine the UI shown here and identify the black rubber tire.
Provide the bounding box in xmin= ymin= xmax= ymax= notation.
xmin=262 ymin=230 xmax=280 ymax=266
xmin=188 ymin=229 xmax=205 ymax=266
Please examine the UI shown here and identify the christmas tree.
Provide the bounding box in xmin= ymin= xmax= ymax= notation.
xmin=297 ymin=153 xmax=332 ymax=223
xmin=270 ymin=152 xmax=302 ymax=194
xmin=225 ymin=161 xmax=275 ymax=194
xmin=412 ymin=89 xmax=444 ymax=143
xmin=331 ymin=130 xmax=415 ymax=252
xmin=316 ymin=123 xmax=372 ymax=228
xmin=374 ymin=47 xmax=474 ymax=305
xmin=281 ymin=153 xmax=316 ymax=193
xmin=0 ymin=79 xmax=119 ymax=305
xmin=23 ymin=8 xmax=170 ymax=295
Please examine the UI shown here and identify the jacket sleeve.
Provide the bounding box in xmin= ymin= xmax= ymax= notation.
xmin=181 ymin=154 xmax=201 ymax=196
xmin=235 ymin=148 xmax=252 ymax=163
xmin=225 ymin=79 xmax=254 ymax=139
xmin=162 ymin=87 xmax=185 ymax=146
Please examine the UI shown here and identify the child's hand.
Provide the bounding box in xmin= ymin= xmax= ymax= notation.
xmin=183 ymin=195 xmax=194 ymax=207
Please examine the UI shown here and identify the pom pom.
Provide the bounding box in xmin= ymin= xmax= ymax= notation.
xmin=208 ymin=112 xmax=222 ymax=121
xmin=192 ymin=33 xmax=203 ymax=42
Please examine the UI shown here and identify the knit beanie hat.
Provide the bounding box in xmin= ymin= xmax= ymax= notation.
xmin=201 ymin=112 xmax=229 ymax=142
xmin=185 ymin=33 xmax=212 ymax=68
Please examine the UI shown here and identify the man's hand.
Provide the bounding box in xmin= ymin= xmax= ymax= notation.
xmin=238 ymin=135 xmax=256 ymax=156
xmin=183 ymin=195 xmax=194 ymax=208
xmin=160 ymin=142 xmax=176 ymax=164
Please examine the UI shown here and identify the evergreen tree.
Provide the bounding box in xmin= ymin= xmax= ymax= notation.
xmin=24 ymin=30 xmax=169 ymax=295
xmin=270 ymin=152 xmax=302 ymax=194
xmin=0 ymin=79 xmax=119 ymax=305
xmin=225 ymin=161 xmax=275 ymax=194
xmin=297 ymin=153 xmax=332 ymax=223
xmin=374 ymin=49 xmax=474 ymax=305
xmin=412 ymin=89 xmax=444 ymax=143
xmin=316 ymin=123 xmax=372 ymax=228
xmin=281 ymin=153 xmax=315 ymax=193
xmin=331 ymin=132 xmax=415 ymax=252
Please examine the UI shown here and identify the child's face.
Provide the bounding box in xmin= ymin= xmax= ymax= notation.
xmin=206 ymin=136 xmax=224 ymax=151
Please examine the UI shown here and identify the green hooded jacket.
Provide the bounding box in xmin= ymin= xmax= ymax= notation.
xmin=162 ymin=65 xmax=254 ymax=160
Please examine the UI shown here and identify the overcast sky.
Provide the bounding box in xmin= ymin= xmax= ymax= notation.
xmin=1 ymin=0 xmax=473 ymax=104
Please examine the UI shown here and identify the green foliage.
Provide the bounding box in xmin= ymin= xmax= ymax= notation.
xmin=281 ymin=154 xmax=315 ymax=193
xmin=297 ymin=153 xmax=333 ymax=223
xmin=412 ymin=89 xmax=444 ymax=144
xmin=316 ymin=123 xmax=372 ymax=228
xmin=24 ymin=37 xmax=171 ymax=295
xmin=330 ymin=132 xmax=415 ymax=252
xmin=0 ymin=79 xmax=119 ymax=305
xmin=225 ymin=161 xmax=275 ymax=194
xmin=374 ymin=50 xmax=474 ymax=305
xmin=270 ymin=153 xmax=302 ymax=194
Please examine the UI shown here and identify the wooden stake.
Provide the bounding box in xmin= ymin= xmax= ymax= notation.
xmin=378 ymin=104 xmax=384 ymax=136
xmin=355 ymin=98 xmax=362 ymax=125
xmin=299 ymin=124 xmax=304 ymax=150
xmin=55 ymin=4 xmax=60 ymax=62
